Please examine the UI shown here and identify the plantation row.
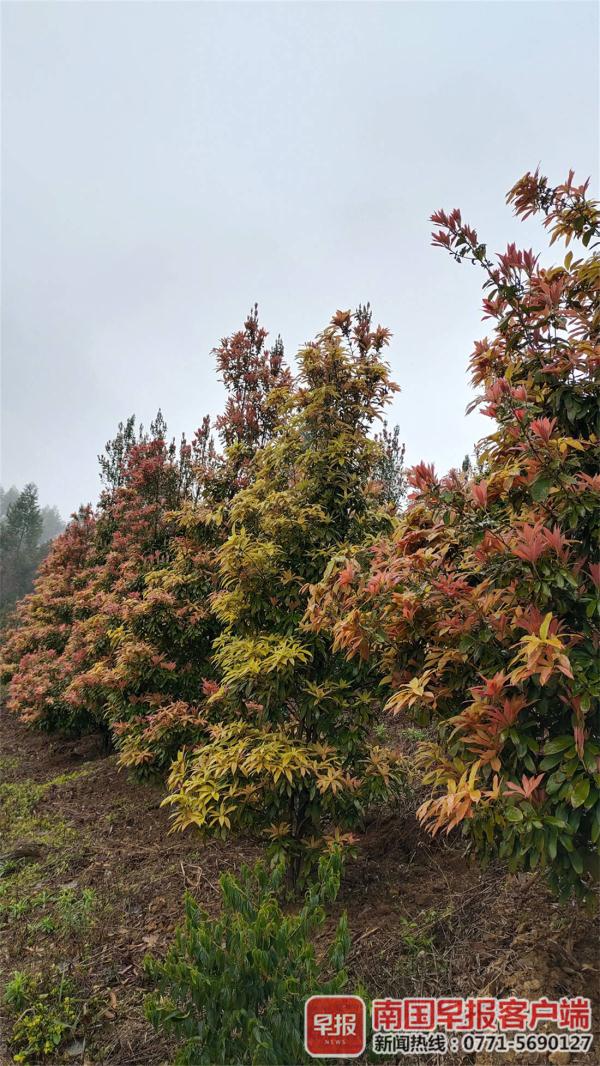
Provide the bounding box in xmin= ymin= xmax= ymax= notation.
xmin=2 ymin=170 xmax=599 ymax=913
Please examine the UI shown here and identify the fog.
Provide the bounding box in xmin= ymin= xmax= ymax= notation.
xmin=2 ymin=1 xmax=598 ymax=517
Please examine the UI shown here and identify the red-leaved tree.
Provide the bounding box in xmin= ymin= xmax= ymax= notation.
xmin=310 ymin=170 xmax=599 ymax=899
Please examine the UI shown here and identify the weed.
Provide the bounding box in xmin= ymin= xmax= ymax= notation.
xmin=4 ymin=889 xmax=54 ymax=922
xmin=0 ymin=755 xmax=20 ymax=778
xmin=4 ymin=968 xmax=79 ymax=1064
xmin=391 ymin=906 xmax=453 ymax=995
xmin=45 ymin=769 xmax=91 ymax=788
xmin=55 ymin=887 xmax=96 ymax=935
xmin=4 ymin=971 xmax=30 ymax=1011
xmin=396 ymin=908 xmax=439 ymax=956
xmin=402 ymin=726 xmax=429 ymax=744
xmin=0 ymin=779 xmax=75 ymax=853
xmin=0 ymin=781 xmax=44 ymax=827
xmin=0 ymin=865 xmax=44 ymax=924
xmin=27 ymin=914 xmax=56 ymax=936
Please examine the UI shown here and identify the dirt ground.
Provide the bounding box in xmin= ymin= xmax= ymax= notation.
xmin=0 ymin=712 xmax=598 ymax=1066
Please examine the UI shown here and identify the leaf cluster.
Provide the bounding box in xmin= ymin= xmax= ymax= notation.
xmin=144 ymin=849 xmax=350 ymax=1065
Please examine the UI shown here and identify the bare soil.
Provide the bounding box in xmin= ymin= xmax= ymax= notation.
xmin=0 ymin=712 xmax=597 ymax=1066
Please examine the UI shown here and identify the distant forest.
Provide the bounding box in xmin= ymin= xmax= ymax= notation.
xmin=0 ymin=484 xmax=65 ymax=620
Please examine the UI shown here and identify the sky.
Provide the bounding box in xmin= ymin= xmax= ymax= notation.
xmin=2 ymin=1 xmax=598 ymax=519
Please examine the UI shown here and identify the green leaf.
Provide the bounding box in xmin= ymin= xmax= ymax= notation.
xmin=544 ymin=736 xmax=575 ymax=756
xmin=539 ymin=753 xmax=563 ymax=771
xmin=530 ymin=476 xmax=553 ymax=502
xmin=505 ymin=806 xmax=524 ymax=823
xmin=570 ymin=777 xmax=590 ymax=808
xmin=569 ymin=850 xmax=584 ymax=875
xmin=544 ymin=816 xmax=568 ymax=829
xmin=546 ymin=770 xmax=566 ymax=794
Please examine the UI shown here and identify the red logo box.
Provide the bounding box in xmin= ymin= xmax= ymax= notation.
xmin=305 ymin=994 xmax=366 ymax=1058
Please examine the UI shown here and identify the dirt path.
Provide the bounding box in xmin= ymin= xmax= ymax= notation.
xmin=1 ymin=713 xmax=597 ymax=1065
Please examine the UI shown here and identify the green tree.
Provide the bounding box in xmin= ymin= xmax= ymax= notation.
xmin=165 ymin=307 xmax=406 ymax=878
xmin=0 ymin=484 xmax=45 ymax=615
xmin=0 ymin=485 xmax=20 ymax=517
xmin=40 ymin=505 xmax=65 ymax=543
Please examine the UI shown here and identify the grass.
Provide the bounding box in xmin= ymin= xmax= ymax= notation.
xmin=0 ymin=765 xmax=106 ymax=1061
xmin=0 ymin=767 xmax=94 ymax=858
xmin=0 ymin=769 xmax=101 ymax=944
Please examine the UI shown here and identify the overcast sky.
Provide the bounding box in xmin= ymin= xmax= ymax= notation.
xmin=2 ymin=1 xmax=598 ymax=519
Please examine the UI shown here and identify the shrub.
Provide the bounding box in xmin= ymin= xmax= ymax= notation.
xmin=1 ymin=309 xmax=294 ymax=777
xmin=1 ymin=415 xmax=194 ymax=741
xmin=166 ymin=721 xmax=400 ymax=855
xmin=112 ymin=310 xmax=293 ymax=772
xmin=144 ymin=848 xmax=351 ymax=1066
xmin=310 ymin=170 xmax=600 ymax=900
xmin=165 ymin=307 xmax=406 ymax=874
xmin=90 ymin=425 xmax=220 ymax=773
xmin=1 ymin=506 xmax=98 ymax=733
xmin=60 ymin=425 xmax=205 ymax=742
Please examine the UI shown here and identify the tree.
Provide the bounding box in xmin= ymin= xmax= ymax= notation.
xmin=2 ymin=311 xmax=296 ymax=773
xmin=40 ymin=505 xmax=65 ymax=544
xmin=1 ymin=505 xmax=98 ymax=732
xmin=373 ymin=422 xmax=406 ymax=510
xmin=1 ymin=483 xmax=43 ymax=555
xmin=0 ymin=485 xmax=20 ymax=517
xmin=0 ymin=485 xmax=65 ymax=620
xmin=0 ymin=484 xmax=45 ymax=615
xmin=97 ymin=414 xmax=139 ymax=494
xmin=59 ymin=420 xmax=203 ymax=744
xmin=165 ymin=307 xmax=406 ymax=879
xmin=1 ymin=415 xmax=185 ymax=739
xmin=310 ymin=171 xmax=599 ymax=900
xmin=214 ymin=304 xmax=291 ymax=452
xmin=91 ymin=423 xmax=221 ymax=769
xmin=109 ymin=311 xmax=294 ymax=771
